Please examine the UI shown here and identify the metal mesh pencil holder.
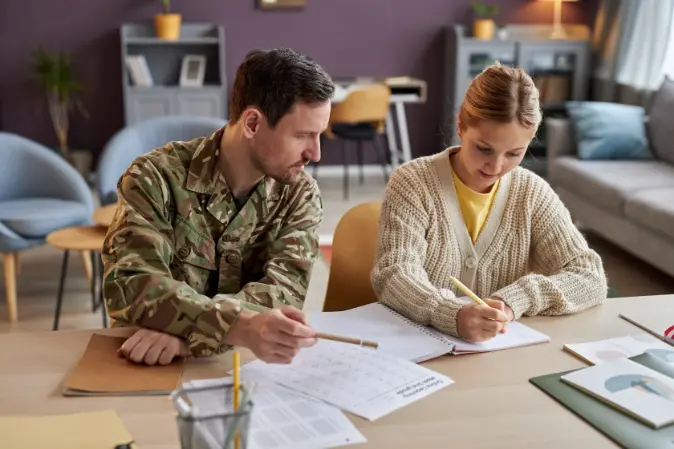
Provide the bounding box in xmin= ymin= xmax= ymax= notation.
xmin=171 ymin=380 xmax=254 ymax=449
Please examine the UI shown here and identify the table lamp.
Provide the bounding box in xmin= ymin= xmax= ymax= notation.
xmin=538 ymin=0 xmax=578 ymax=39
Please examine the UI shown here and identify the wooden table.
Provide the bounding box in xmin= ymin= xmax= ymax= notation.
xmin=93 ymin=204 xmax=117 ymax=228
xmin=2 ymin=295 xmax=673 ymax=448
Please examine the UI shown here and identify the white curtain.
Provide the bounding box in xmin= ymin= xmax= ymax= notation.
xmin=616 ymin=0 xmax=674 ymax=90
xmin=660 ymin=5 xmax=674 ymax=80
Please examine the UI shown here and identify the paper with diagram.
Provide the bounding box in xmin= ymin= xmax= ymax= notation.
xmin=183 ymin=377 xmax=366 ymax=449
xmin=241 ymin=339 xmax=454 ymax=421
xmin=564 ymin=334 xmax=674 ymax=365
xmin=561 ymin=357 xmax=674 ymax=429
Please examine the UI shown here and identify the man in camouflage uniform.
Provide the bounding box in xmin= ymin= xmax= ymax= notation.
xmin=102 ymin=48 xmax=334 ymax=366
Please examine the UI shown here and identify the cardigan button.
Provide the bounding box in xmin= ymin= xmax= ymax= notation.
xmin=465 ymin=257 xmax=477 ymax=268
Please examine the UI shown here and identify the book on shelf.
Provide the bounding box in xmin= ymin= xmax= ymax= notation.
xmin=125 ymin=54 xmax=153 ymax=87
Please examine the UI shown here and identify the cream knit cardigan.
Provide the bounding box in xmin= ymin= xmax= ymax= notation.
xmin=371 ymin=147 xmax=608 ymax=338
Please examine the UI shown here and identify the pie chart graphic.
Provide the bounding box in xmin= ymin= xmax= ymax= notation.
xmin=605 ymin=374 xmax=674 ymax=401
xmin=644 ymin=348 xmax=674 ymax=362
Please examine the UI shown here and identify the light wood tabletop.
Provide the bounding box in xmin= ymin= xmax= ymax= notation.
xmin=93 ymin=204 xmax=117 ymax=228
xmin=46 ymin=226 xmax=108 ymax=251
xmin=1 ymin=294 xmax=673 ymax=448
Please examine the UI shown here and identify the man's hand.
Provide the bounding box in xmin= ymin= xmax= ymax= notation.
xmin=117 ymin=328 xmax=190 ymax=365
xmin=456 ymin=298 xmax=509 ymax=343
xmin=226 ymin=306 xmax=317 ymax=364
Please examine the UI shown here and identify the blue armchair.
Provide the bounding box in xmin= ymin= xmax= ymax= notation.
xmin=0 ymin=132 xmax=94 ymax=322
xmin=96 ymin=115 xmax=228 ymax=206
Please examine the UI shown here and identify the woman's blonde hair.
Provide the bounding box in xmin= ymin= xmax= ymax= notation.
xmin=458 ymin=64 xmax=542 ymax=134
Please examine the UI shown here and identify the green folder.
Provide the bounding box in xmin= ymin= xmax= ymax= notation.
xmin=530 ymin=352 xmax=674 ymax=449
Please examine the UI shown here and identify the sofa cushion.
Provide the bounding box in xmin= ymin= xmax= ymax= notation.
xmin=0 ymin=198 xmax=90 ymax=238
xmin=647 ymin=76 xmax=674 ymax=165
xmin=550 ymin=157 xmax=674 ymax=216
xmin=624 ymin=188 xmax=674 ymax=240
xmin=566 ymin=101 xmax=652 ymax=160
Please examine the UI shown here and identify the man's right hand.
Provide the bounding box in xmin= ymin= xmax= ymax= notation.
xmin=225 ymin=306 xmax=317 ymax=364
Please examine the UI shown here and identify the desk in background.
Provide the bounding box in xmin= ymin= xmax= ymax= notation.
xmin=332 ymin=76 xmax=427 ymax=169
xmin=2 ymin=294 xmax=673 ymax=448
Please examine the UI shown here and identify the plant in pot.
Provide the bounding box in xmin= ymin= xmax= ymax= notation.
xmin=155 ymin=0 xmax=182 ymax=40
xmin=30 ymin=46 xmax=91 ymax=178
xmin=471 ymin=2 xmax=499 ymax=40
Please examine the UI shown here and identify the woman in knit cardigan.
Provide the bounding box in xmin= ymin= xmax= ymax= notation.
xmin=371 ymin=64 xmax=607 ymax=343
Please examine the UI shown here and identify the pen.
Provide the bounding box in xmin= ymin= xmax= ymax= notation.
xmin=315 ymin=332 xmax=379 ymax=349
xmin=619 ymin=314 xmax=674 ymax=348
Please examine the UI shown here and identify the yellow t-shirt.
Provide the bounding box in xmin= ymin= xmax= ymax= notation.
xmin=452 ymin=170 xmax=499 ymax=243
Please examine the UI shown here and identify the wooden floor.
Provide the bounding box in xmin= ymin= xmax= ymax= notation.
xmin=0 ymin=178 xmax=672 ymax=333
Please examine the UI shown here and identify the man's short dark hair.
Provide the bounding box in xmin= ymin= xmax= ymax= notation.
xmin=229 ymin=48 xmax=335 ymax=127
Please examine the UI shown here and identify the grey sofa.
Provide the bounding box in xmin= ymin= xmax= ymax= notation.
xmin=546 ymin=113 xmax=674 ymax=279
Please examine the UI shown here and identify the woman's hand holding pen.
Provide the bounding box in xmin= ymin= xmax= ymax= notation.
xmin=456 ymin=298 xmax=512 ymax=343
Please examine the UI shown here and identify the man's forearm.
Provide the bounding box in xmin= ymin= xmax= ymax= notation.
xmin=104 ymin=271 xmax=238 ymax=357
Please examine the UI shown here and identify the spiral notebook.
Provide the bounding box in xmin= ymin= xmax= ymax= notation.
xmin=307 ymin=302 xmax=550 ymax=363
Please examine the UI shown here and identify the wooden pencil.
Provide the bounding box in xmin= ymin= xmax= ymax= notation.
xmin=450 ymin=276 xmax=508 ymax=329
xmin=449 ymin=276 xmax=487 ymax=306
xmin=233 ymin=351 xmax=240 ymax=449
xmin=315 ymin=332 xmax=379 ymax=349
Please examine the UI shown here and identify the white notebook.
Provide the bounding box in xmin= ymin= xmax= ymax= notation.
xmin=307 ymin=302 xmax=550 ymax=363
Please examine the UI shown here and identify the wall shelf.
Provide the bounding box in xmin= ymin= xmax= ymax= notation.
xmin=120 ymin=22 xmax=228 ymax=125
xmin=442 ymin=24 xmax=591 ymax=177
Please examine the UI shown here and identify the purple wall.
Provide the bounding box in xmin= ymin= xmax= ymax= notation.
xmin=0 ymin=0 xmax=597 ymax=165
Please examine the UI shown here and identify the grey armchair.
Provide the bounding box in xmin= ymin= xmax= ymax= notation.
xmin=0 ymin=132 xmax=94 ymax=322
xmin=96 ymin=115 xmax=227 ymax=206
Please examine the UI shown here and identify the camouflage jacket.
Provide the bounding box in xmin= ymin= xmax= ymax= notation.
xmin=101 ymin=127 xmax=323 ymax=357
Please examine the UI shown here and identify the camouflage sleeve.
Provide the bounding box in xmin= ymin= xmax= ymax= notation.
xmin=101 ymin=156 xmax=241 ymax=358
xmin=221 ymin=179 xmax=323 ymax=312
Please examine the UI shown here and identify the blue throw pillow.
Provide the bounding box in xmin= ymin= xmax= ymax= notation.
xmin=565 ymin=101 xmax=653 ymax=160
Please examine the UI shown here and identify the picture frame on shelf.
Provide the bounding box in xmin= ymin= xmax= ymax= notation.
xmin=179 ymin=55 xmax=206 ymax=87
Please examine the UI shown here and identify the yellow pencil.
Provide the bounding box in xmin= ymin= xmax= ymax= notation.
xmin=233 ymin=350 xmax=240 ymax=449
xmin=449 ymin=276 xmax=508 ymax=328
xmin=449 ymin=276 xmax=487 ymax=306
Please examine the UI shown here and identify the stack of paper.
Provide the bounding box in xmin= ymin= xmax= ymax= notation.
xmin=241 ymin=339 xmax=454 ymax=421
xmin=183 ymin=377 xmax=367 ymax=449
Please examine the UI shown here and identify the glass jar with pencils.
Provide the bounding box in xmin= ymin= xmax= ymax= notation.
xmin=171 ymin=377 xmax=254 ymax=449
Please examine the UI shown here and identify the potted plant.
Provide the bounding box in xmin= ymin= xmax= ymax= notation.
xmin=30 ymin=46 xmax=90 ymax=174
xmin=155 ymin=0 xmax=182 ymax=40
xmin=471 ymin=2 xmax=499 ymax=40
